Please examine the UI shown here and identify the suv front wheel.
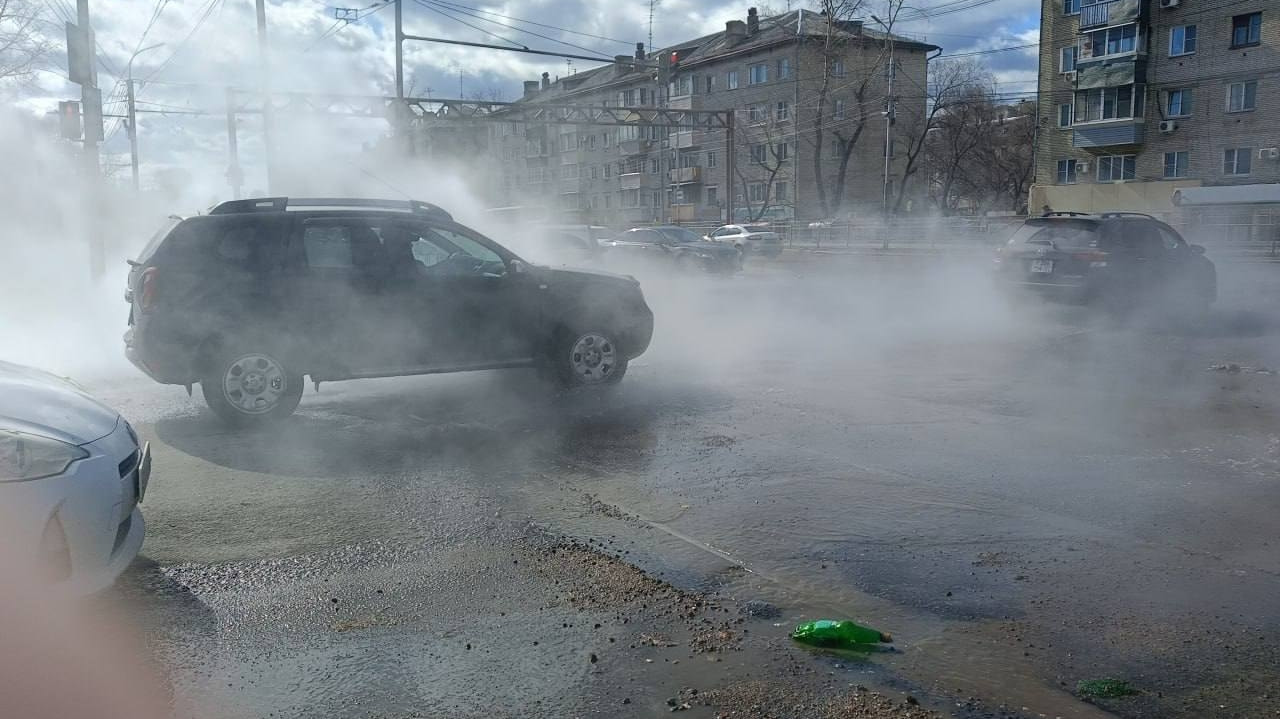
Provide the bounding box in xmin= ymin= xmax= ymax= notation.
xmin=548 ymin=329 xmax=628 ymax=388
xmin=201 ymin=348 xmax=304 ymax=425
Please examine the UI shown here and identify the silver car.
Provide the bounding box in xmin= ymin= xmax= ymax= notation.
xmin=0 ymin=361 xmax=149 ymax=594
xmin=707 ymin=224 xmax=784 ymax=258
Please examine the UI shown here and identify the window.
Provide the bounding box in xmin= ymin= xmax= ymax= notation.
xmin=653 ymin=191 xmax=662 ymax=207
xmin=775 ymin=181 xmax=789 ymax=202
xmin=1231 ymin=12 xmax=1261 ymax=48
xmin=1227 ymin=81 xmax=1257 ymax=112
xmin=1074 ymin=85 xmax=1143 ymax=122
xmin=649 ymin=158 xmax=658 ymax=173
xmin=775 ymin=101 xmax=790 ymax=121
xmin=777 ymin=58 xmax=791 ymax=80
xmin=1059 ymin=46 xmax=1077 ymax=73
xmin=1166 ymin=89 xmax=1191 ymax=117
xmin=1096 ymin=154 xmax=1136 ymax=182
xmin=1163 ymin=151 xmax=1189 ymax=178
xmin=727 ymin=70 xmax=739 ymax=89
xmin=400 ymin=224 xmax=504 ymax=276
xmin=603 ymin=131 xmax=612 ymax=147
xmin=604 ymin=195 xmax=611 ymax=209
xmin=1224 ymin=147 xmax=1252 ymax=175
xmin=706 ymin=150 xmax=717 ymax=168
xmin=604 ymin=164 xmax=611 ymax=178
xmin=748 ymin=182 xmax=766 ymax=202
xmin=833 ymin=99 xmax=846 ymax=120
xmin=748 ymin=106 xmax=765 ymax=123
xmin=1169 ymin=24 xmax=1196 ymax=55
xmin=1056 ymin=159 xmax=1077 ymax=184
xmin=1084 ymin=24 xmax=1136 ymax=58
xmin=587 ymin=135 xmax=597 ymax=150
xmin=589 ymin=165 xmax=598 ymax=180
xmin=1064 ymin=0 xmax=1079 ymax=14
xmin=705 ymin=75 xmax=715 ymax=93
xmin=831 ymin=59 xmax=845 ymax=77
xmin=775 ymin=143 xmax=789 ymax=161
xmin=749 ymin=63 xmax=768 ymax=85
xmin=302 ymin=225 xmax=355 ymax=269
xmin=750 ymin=144 xmax=767 ymax=163
xmin=706 ymin=186 xmax=719 ymax=206
xmin=1058 ymin=103 xmax=1073 ymax=127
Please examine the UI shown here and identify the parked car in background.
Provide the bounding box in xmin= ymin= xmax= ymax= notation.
xmin=601 ymin=226 xmax=741 ymax=275
xmin=529 ymin=224 xmax=613 ymax=266
xmin=994 ymin=211 xmax=1216 ymax=312
xmin=0 ymin=361 xmax=148 ymax=594
xmin=706 ymin=224 xmax=784 ymax=258
xmin=125 ymin=197 xmax=653 ymax=425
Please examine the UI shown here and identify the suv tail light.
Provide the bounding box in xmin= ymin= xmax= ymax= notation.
xmin=1071 ymin=250 xmax=1109 ymax=266
xmin=137 ymin=267 xmax=160 ymax=312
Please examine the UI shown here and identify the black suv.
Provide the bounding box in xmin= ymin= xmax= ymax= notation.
xmin=125 ymin=197 xmax=654 ymax=425
xmin=995 ymin=212 xmax=1216 ymax=311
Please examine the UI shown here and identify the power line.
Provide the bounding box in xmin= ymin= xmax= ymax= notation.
xmin=416 ymin=0 xmax=618 ymax=59
xmin=410 ymin=0 xmax=527 ymax=49
xmin=427 ymin=0 xmax=637 ymax=47
xmin=939 ymin=43 xmax=1038 ymax=59
xmin=141 ymin=0 xmax=224 ymax=84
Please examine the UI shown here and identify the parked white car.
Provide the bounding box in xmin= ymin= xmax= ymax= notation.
xmin=0 ymin=361 xmax=148 ymax=594
xmin=706 ymin=224 xmax=784 ymax=258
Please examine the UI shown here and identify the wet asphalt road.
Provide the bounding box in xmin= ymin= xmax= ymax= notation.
xmin=88 ymin=252 xmax=1280 ymax=718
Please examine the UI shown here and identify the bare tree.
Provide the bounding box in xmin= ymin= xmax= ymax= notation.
xmin=890 ymin=57 xmax=989 ymax=213
xmin=807 ymin=0 xmax=898 ymax=219
xmin=925 ymin=82 xmax=997 ymax=214
xmin=733 ymin=105 xmax=793 ymax=221
xmin=0 ymin=0 xmax=49 ymax=84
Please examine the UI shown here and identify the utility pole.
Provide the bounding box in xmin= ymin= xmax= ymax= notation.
xmin=395 ymin=0 xmax=411 ymax=152
xmin=882 ymin=54 xmax=895 ymax=217
xmin=226 ymin=87 xmax=243 ymax=199
xmin=126 ymin=79 xmax=139 ymax=191
xmin=256 ymin=0 xmax=276 ymax=192
xmin=75 ymin=0 xmax=105 ymax=277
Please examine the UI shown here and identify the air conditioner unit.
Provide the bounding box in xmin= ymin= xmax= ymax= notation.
xmin=1158 ymin=120 xmax=1178 ymax=133
xmin=1257 ymin=147 xmax=1280 ymax=160
xmin=1076 ymin=160 xmax=1090 ymax=173
xmin=1159 ymin=0 xmax=1180 ymax=8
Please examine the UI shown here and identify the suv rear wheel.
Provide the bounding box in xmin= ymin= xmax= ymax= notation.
xmin=201 ymin=348 xmax=304 ymax=425
xmin=548 ymin=329 xmax=628 ymax=388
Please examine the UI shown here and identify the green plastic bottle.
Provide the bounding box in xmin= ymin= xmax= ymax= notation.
xmin=791 ymin=619 xmax=893 ymax=647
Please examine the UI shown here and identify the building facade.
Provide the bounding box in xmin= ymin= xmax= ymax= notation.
xmin=1031 ymin=0 xmax=1278 ymax=215
xmin=478 ymin=8 xmax=935 ymax=227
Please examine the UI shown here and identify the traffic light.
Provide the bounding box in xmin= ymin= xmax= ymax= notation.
xmin=58 ymin=101 xmax=82 ymax=141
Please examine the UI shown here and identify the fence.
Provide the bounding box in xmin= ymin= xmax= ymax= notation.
xmin=1176 ymin=209 xmax=1280 ymax=262
xmin=672 ymin=216 xmax=1026 ymax=253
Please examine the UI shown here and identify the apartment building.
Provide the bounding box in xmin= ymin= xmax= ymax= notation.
xmin=1031 ymin=0 xmax=1278 ymax=214
xmin=483 ymin=8 xmax=935 ymax=226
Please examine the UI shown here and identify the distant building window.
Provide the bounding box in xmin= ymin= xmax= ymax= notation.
xmin=1064 ymin=0 xmax=1080 ymax=14
xmin=1059 ymin=46 xmax=1077 ymax=73
xmin=727 ymin=70 xmax=739 ymax=89
xmin=830 ymin=59 xmax=845 ymax=77
xmin=649 ymin=158 xmax=658 ymax=173
xmin=1163 ymin=151 xmax=1189 ymax=178
xmin=1166 ymin=89 xmax=1191 ymax=117
xmin=1169 ymin=24 xmax=1197 ymax=55
xmin=775 ymin=181 xmax=789 ymax=202
xmin=706 ymin=186 xmax=719 ymax=206
xmin=1096 ymin=154 xmax=1136 ymax=182
xmin=1074 ymin=85 xmax=1142 ymax=122
xmin=1231 ymin=12 xmax=1261 ymax=48
xmin=833 ymin=99 xmax=846 ymax=120
xmin=1056 ymin=159 xmax=1077 ymax=184
xmin=1058 ymin=103 xmax=1073 ymax=127
xmin=775 ymin=101 xmax=790 ymax=121
xmin=750 ymin=144 xmax=767 ymax=163
xmin=705 ymin=75 xmax=715 ymax=93
xmin=748 ymin=106 xmax=765 ymax=123
xmin=748 ymin=182 xmax=766 ymax=202
xmin=775 ymin=143 xmax=789 ymax=161
xmin=1224 ymin=147 xmax=1252 ymax=175
xmin=1085 ymin=24 xmax=1136 ymax=58
xmin=749 ymin=63 xmax=768 ymax=85
xmin=706 ymin=150 xmax=717 ymax=168
xmin=777 ymin=57 xmax=791 ymax=80
xmin=603 ymin=164 xmax=611 ymax=178
xmin=1227 ymin=81 xmax=1257 ymax=112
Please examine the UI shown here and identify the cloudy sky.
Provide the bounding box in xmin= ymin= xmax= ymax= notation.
xmin=13 ymin=0 xmax=1040 ymax=197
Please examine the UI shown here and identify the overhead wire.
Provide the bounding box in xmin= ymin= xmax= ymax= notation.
xmin=414 ymin=0 xmax=617 ymax=59
xmin=410 ymin=0 xmax=528 ymax=49
xmin=425 ymin=0 xmax=638 ymax=47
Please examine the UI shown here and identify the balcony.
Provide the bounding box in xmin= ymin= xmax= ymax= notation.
xmin=666 ymin=95 xmax=703 ymax=111
xmin=618 ymin=139 xmax=652 ymax=156
xmin=1075 ymin=60 xmax=1142 ymax=89
xmin=674 ymin=131 xmax=701 ymax=149
xmin=1073 ymin=120 xmax=1144 ymax=149
xmin=620 ymin=172 xmax=644 ymax=190
xmin=560 ymin=152 xmax=579 ymax=165
xmin=669 ymin=166 xmax=702 ymax=184
xmin=1079 ymin=0 xmax=1141 ymax=29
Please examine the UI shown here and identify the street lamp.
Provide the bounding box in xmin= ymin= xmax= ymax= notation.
xmin=125 ymin=42 xmax=165 ymax=192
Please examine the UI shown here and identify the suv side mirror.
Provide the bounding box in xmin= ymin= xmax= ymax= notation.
xmin=1189 ymin=244 xmax=1206 ymax=255
xmin=508 ymin=259 xmax=528 ymax=274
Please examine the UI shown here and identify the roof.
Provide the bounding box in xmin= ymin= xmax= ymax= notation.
xmin=517 ymin=9 xmax=938 ymax=105
xmin=1173 ymin=183 xmax=1280 ymax=207
xmin=208 ymin=197 xmax=453 ymax=219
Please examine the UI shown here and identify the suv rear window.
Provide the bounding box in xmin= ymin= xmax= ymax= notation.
xmin=1006 ymin=221 xmax=1100 ymax=250
xmin=150 ymin=217 xmax=283 ymax=270
xmin=135 ymin=217 xmax=182 ymax=264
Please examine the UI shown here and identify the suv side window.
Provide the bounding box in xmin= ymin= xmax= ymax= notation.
xmin=302 ymin=225 xmax=356 ymax=269
xmin=1156 ymin=224 xmax=1185 ymax=251
xmin=388 ymin=222 xmax=506 ymax=278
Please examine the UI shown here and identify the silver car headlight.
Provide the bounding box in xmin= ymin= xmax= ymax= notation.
xmin=0 ymin=430 xmax=89 ymax=482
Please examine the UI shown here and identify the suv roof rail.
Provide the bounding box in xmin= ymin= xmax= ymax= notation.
xmin=207 ymin=196 xmax=453 ymax=220
xmin=1099 ymin=211 xmax=1156 ymax=220
xmin=1040 ymin=211 xmax=1092 ymax=218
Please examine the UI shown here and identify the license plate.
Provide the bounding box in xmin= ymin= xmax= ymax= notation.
xmin=1030 ymin=259 xmax=1054 ymax=274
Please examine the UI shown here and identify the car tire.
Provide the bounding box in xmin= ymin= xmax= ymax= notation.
xmin=201 ymin=347 xmax=304 ymax=426
xmin=548 ymin=328 xmax=628 ymax=389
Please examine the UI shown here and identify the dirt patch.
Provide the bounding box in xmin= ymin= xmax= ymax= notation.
xmin=699 ymin=681 xmax=942 ymax=719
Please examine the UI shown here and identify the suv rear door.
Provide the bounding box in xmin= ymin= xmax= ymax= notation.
xmin=1000 ymin=219 xmax=1103 ymax=283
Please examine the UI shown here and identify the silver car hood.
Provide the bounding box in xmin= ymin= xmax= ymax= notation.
xmin=0 ymin=361 xmax=120 ymax=445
